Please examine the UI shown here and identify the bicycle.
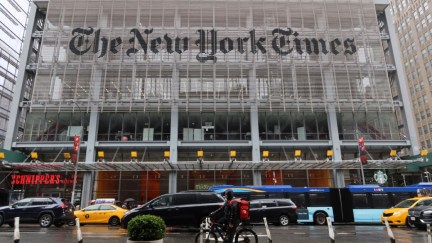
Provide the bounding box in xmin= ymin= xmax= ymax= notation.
xmin=195 ymin=217 xmax=258 ymax=243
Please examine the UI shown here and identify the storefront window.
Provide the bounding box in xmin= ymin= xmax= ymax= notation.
xmin=93 ymin=171 xmax=169 ymax=204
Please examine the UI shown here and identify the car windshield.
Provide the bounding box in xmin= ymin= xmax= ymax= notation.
xmin=394 ymin=199 xmax=417 ymax=208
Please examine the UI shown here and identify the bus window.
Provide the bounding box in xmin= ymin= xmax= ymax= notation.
xmin=309 ymin=193 xmax=330 ymax=206
xmin=249 ymin=193 xmax=266 ymax=200
xmin=352 ymin=193 xmax=369 ymax=209
xmin=371 ymin=194 xmax=391 ymax=209
xmin=391 ymin=192 xmax=411 ymax=206
xmin=289 ymin=193 xmax=306 ymax=208
xmin=267 ymin=193 xmax=284 ymax=199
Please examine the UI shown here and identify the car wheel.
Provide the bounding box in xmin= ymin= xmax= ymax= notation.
xmin=54 ymin=222 xmax=65 ymax=227
xmin=39 ymin=214 xmax=53 ymax=227
xmin=278 ymin=214 xmax=290 ymax=226
xmin=314 ymin=212 xmax=327 ymax=225
xmin=0 ymin=214 xmax=4 ymax=227
xmin=406 ymin=217 xmax=415 ymax=228
xmin=109 ymin=216 xmax=120 ymax=226
xmin=68 ymin=220 xmax=76 ymax=226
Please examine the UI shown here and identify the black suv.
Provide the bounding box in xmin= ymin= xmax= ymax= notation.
xmin=0 ymin=197 xmax=75 ymax=227
xmin=408 ymin=205 xmax=432 ymax=229
xmin=121 ymin=191 xmax=224 ymax=228
xmin=249 ymin=198 xmax=297 ymax=226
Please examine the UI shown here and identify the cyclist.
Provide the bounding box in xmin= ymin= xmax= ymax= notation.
xmin=209 ymin=189 xmax=239 ymax=243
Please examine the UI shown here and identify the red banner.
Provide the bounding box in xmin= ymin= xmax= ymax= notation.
xmin=73 ymin=136 xmax=80 ymax=152
xmin=358 ymin=136 xmax=367 ymax=165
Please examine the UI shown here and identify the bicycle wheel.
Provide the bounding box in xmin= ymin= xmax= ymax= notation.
xmin=235 ymin=228 xmax=258 ymax=243
xmin=195 ymin=231 xmax=219 ymax=243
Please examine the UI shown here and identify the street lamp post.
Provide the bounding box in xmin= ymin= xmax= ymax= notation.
xmin=70 ymin=101 xmax=83 ymax=205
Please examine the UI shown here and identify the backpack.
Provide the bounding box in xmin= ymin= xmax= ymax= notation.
xmin=229 ymin=199 xmax=250 ymax=220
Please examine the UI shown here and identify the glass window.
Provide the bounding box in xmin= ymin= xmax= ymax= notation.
xmin=250 ymin=201 xmax=260 ymax=209
xmin=416 ymin=199 xmax=432 ymax=206
xmin=84 ymin=205 xmax=100 ymax=211
xmin=14 ymin=198 xmax=32 ymax=206
xmin=150 ymin=195 xmax=172 ymax=207
xmin=394 ymin=199 xmax=417 ymax=208
xmin=352 ymin=194 xmax=369 ymax=209
xmin=227 ymin=113 xmax=241 ymax=140
xmin=371 ymin=194 xmax=390 ymax=209
xmin=391 ymin=192 xmax=412 ymax=206
xmin=172 ymin=194 xmax=196 ymax=205
xmin=198 ymin=194 xmax=224 ymax=204
xmin=249 ymin=193 xmax=266 ymax=200
xmin=31 ymin=199 xmax=50 ymax=206
xmin=261 ymin=200 xmax=277 ymax=208
xmin=99 ymin=205 xmax=115 ymax=210
xmin=309 ymin=193 xmax=330 ymax=206
xmin=277 ymin=200 xmax=294 ymax=207
xmin=289 ymin=193 xmax=306 ymax=208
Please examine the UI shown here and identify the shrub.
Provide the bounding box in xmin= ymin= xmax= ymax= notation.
xmin=127 ymin=214 xmax=166 ymax=241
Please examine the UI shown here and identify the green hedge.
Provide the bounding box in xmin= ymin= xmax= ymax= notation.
xmin=128 ymin=214 xmax=166 ymax=241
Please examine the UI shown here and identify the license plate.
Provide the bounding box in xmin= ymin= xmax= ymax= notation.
xmin=410 ymin=217 xmax=415 ymax=221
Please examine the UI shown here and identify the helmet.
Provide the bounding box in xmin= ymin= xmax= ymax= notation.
xmin=224 ymin=189 xmax=234 ymax=200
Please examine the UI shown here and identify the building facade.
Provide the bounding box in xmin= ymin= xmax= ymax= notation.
xmin=0 ymin=0 xmax=31 ymax=147
xmin=2 ymin=0 xmax=421 ymax=206
xmin=389 ymin=0 xmax=432 ymax=178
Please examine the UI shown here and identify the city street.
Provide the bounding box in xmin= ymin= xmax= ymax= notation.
xmin=0 ymin=224 xmax=430 ymax=243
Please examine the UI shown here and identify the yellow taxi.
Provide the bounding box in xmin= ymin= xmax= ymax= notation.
xmin=74 ymin=204 xmax=128 ymax=226
xmin=381 ymin=196 xmax=432 ymax=227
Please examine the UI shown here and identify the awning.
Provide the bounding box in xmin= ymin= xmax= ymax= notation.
xmin=1 ymin=159 xmax=422 ymax=172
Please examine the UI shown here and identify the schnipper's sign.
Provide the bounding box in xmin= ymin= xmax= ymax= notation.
xmin=69 ymin=27 xmax=357 ymax=63
xmin=11 ymin=174 xmax=75 ymax=185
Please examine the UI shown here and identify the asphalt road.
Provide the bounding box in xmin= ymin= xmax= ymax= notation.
xmin=0 ymin=223 xmax=430 ymax=243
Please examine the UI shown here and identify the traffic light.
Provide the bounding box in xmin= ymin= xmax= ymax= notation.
xmin=73 ymin=136 xmax=80 ymax=152
xmin=358 ymin=136 xmax=367 ymax=165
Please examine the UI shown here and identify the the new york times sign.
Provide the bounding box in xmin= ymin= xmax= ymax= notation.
xmin=69 ymin=27 xmax=357 ymax=63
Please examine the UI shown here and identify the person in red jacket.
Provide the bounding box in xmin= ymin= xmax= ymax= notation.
xmin=209 ymin=189 xmax=239 ymax=243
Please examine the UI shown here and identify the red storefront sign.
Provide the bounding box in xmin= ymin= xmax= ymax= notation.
xmin=11 ymin=174 xmax=75 ymax=185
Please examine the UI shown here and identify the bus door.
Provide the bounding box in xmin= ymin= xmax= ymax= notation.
xmin=289 ymin=193 xmax=310 ymax=222
xmin=330 ymin=188 xmax=354 ymax=223
xmin=351 ymin=193 xmax=372 ymax=222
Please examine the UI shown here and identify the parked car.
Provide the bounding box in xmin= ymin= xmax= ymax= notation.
xmin=74 ymin=204 xmax=127 ymax=226
xmin=0 ymin=197 xmax=75 ymax=227
xmin=381 ymin=196 xmax=432 ymax=228
xmin=249 ymin=198 xmax=297 ymax=226
xmin=408 ymin=202 xmax=432 ymax=229
xmin=121 ymin=191 xmax=224 ymax=229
